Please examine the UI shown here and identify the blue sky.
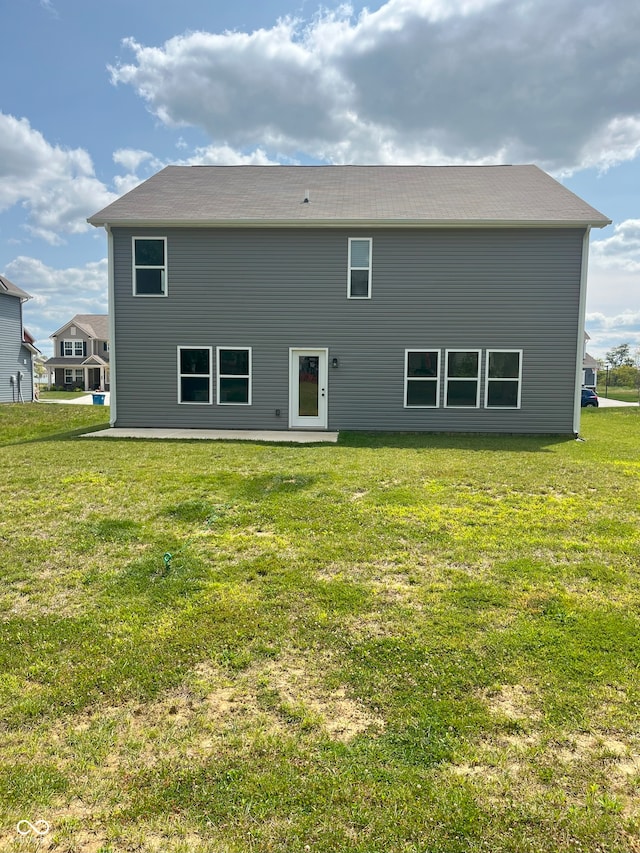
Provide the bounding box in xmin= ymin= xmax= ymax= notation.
xmin=1 ymin=0 xmax=638 ymax=360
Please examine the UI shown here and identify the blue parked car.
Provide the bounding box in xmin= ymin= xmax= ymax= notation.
xmin=581 ymin=388 xmax=599 ymax=407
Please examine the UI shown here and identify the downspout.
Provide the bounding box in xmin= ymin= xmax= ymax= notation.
xmin=573 ymin=227 xmax=591 ymax=436
xmin=106 ymin=224 xmax=117 ymax=427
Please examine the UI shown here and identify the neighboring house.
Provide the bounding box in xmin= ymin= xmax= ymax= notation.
xmin=582 ymin=332 xmax=599 ymax=389
xmin=0 ymin=275 xmax=39 ymax=403
xmin=88 ymin=165 xmax=610 ymax=435
xmin=45 ymin=315 xmax=110 ymax=391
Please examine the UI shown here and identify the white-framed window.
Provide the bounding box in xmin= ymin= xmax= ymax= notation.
xmin=133 ymin=237 xmax=167 ymax=296
xmin=217 ymin=347 xmax=252 ymax=405
xmin=63 ymin=340 xmax=84 ymax=357
xmin=347 ymin=238 xmax=372 ymax=299
xmin=178 ymin=346 xmax=212 ymax=404
xmin=405 ymin=350 xmax=440 ymax=407
xmin=485 ymin=350 xmax=522 ymax=409
xmin=445 ymin=350 xmax=481 ymax=408
xmin=64 ymin=368 xmax=84 ymax=385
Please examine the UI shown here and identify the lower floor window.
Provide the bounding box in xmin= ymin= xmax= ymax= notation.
xmin=405 ymin=350 xmax=439 ymax=407
xmin=217 ymin=347 xmax=251 ymax=404
xmin=445 ymin=350 xmax=481 ymax=407
xmin=485 ymin=350 xmax=522 ymax=408
xmin=178 ymin=347 xmax=212 ymax=404
xmin=64 ymin=368 xmax=84 ymax=385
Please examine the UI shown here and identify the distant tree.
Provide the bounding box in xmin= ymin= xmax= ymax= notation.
xmin=611 ymin=365 xmax=638 ymax=388
xmin=605 ymin=343 xmax=634 ymax=367
xmin=34 ymin=358 xmax=46 ymax=380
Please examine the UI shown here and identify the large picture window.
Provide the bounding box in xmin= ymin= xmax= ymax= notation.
xmin=178 ymin=347 xmax=211 ymax=404
xmin=348 ymin=238 xmax=372 ymax=299
xmin=217 ymin=348 xmax=251 ymax=405
xmin=133 ymin=237 xmax=167 ymax=296
xmin=445 ymin=350 xmax=481 ymax=407
xmin=405 ymin=350 xmax=440 ymax=407
xmin=485 ymin=350 xmax=522 ymax=408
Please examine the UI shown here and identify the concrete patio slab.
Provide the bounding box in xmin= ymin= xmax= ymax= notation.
xmin=82 ymin=427 xmax=339 ymax=443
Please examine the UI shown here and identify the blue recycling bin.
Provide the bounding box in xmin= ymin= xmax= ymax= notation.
xmin=92 ymin=393 xmax=105 ymax=405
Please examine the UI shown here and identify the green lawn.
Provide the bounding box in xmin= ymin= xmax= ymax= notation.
xmin=597 ymin=385 xmax=640 ymax=404
xmin=39 ymin=390 xmax=92 ymax=401
xmin=0 ymin=404 xmax=639 ymax=852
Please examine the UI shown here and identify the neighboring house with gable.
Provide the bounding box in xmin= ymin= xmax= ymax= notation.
xmin=0 ymin=275 xmax=39 ymax=403
xmin=88 ymin=165 xmax=610 ymax=435
xmin=45 ymin=315 xmax=110 ymax=391
xmin=582 ymin=332 xmax=599 ymax=389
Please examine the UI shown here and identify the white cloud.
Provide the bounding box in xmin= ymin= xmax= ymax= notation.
xmin=178 ymin=144 xmax=281 ymax=166
xmin=586 ymin=223 xmax=640 ymax=357
xmin=4 ymin=255 xmax=108 ymax=354
xmin=113 ymin=148 xmax=156 ymax=173
xmin=109 ymin=0 xmax=640 ymax=172
xmin=110 ymin=143 xmax=282 ymax=197
xmin=4 ymin=255 xmax=107 ymax=305
xmin=590 ymin=220 xmax=640 ymax=272
xmin=584 ymin=311 xmax=640 ymax=361
xmin=40 ymin=0 xmax=59 ymax=18
xmin=0 ymin=113 xmax=116 ymax=244
xmin=587 ymin=221 xmax=640 ymax=338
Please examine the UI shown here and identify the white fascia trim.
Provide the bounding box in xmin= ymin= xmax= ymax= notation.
xmin=90 ymin=218 xmax=612 ymax=230
xmin=574 ymin=227 xmax=591 ymax=435
xmin=106 ymin=226 xmax=117 ymax=426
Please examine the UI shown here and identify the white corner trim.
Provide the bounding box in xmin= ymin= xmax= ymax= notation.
xmin=574 ymin=227 xmax=591 ymax=435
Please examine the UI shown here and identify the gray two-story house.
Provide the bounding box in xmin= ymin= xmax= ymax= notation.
xmin=88 ymin=165 xmax=609 ymax=435
xmin=45 ymin=315 xmax=110 ymax=391
xmin=0 ymin=275 xmax=39 ymax=403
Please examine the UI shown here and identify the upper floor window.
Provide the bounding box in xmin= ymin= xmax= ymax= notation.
xmin=133 ymin=237 xmax=167 ymax=296
xmin=63 ymin=340 xmax=85 ymax=357
xmin=485 ymin=350 xmax=522 ymax=408
xmin=178 ymin=347 xmax=211 ymax=404
xmin=348 ymin=238 xmax=372 ymax=299
xmin=217 ymin=347 xmax=252 ymax=405
xmin=445 ymin=350 xmax=481 ymax=407
xmin=405 ymin=350 xmax=440 ymax=407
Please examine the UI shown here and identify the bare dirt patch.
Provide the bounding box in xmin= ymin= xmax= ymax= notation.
xmin=483 ymin=684 xmax=542 ymax=722
xmin=249 ymin=656 xmax=384 ymax=742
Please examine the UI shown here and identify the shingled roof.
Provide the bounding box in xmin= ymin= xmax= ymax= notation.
xmin=0 ymin=275 xmax=31 ymax=301
xmin=88 ymin=165 xmax=610 ymax=229
xmin=50 ymin=314 xmax=109 ymax=340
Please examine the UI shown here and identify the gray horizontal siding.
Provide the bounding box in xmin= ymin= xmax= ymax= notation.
xmin=0 ymin=295 xmax=33 ymax=403
xmin=111 ymin=227 xmax=585 ymax=433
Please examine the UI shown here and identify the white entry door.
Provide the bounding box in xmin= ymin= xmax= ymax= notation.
xmin=289 ymin=348 xmax=328 ymax=429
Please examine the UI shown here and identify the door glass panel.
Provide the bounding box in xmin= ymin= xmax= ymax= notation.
xmin=298 ymin=356 xmax=319 ymax=416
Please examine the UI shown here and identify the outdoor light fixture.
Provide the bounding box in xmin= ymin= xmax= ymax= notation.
xmin=332 ymin=357 xmax=339 ymax=369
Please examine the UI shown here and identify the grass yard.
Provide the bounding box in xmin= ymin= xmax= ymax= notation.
xmin=597 ymin=386 xmax=640 ymax=404
xmin=0 ymin=404 xmax=639 ymax=852
xmin=39 ymin=391 xmax=93 ymax=401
